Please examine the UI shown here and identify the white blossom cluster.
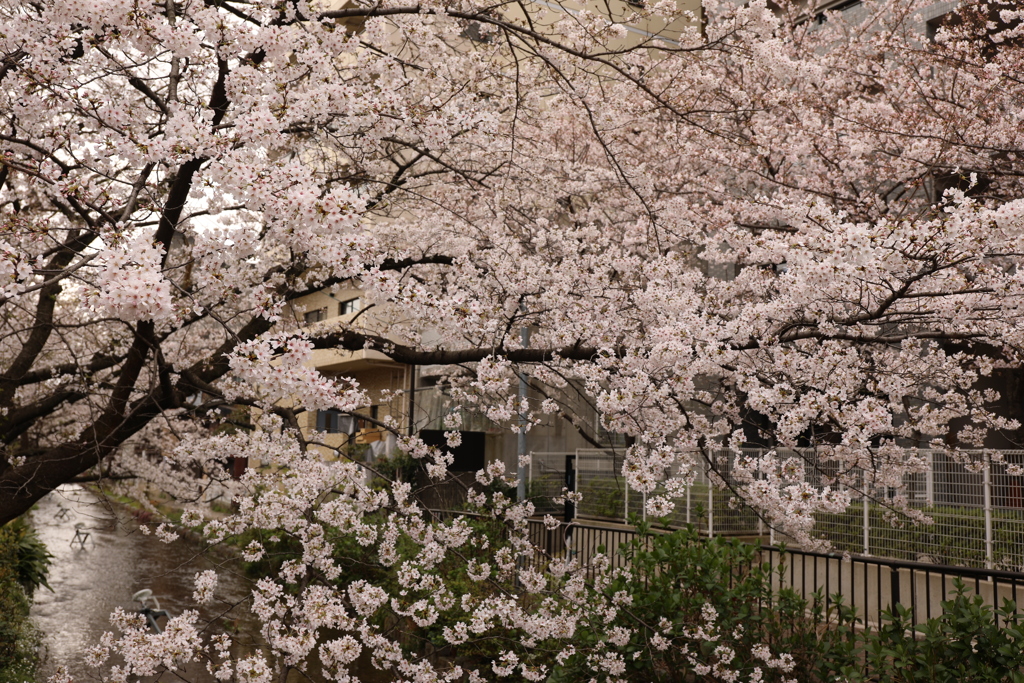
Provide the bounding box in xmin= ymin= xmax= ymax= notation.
xmin=2 ymin=0 xmax=1024 ymax=679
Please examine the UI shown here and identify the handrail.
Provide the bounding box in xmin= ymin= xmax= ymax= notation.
xmin=760 ymin=544 xmax=1024 ymax=582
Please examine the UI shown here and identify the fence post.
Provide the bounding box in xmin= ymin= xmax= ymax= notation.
xmin=516 ymin=320 xmax=530 ymax=504
xmin=686 ymin=484 xmax=691 ymax=525
xmin=863 ymin=487 xmax=870 ymax=556
xmin=573 ymin=451 xmax=580 ymax=514
xmin=528 ymin=454 xmax=533 ymax=498
xmin=708 ymin=468 xmax=714 ymax=538
xmin=925 ymin=450 xmax=934 ymax=506
xmin=565 ymin=454 xmax=577 ymax=523
xmin=984 ymin=452 xmax=994 ymax=570
xmin=624 ymin=477 xmax=629 ymax=524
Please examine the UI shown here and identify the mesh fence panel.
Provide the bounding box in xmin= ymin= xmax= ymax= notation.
xmin=528 ymin=452 xmax=570 ymax=517
xmin=991 ymin=457 xmax=1024 ymax=571
xmin=704 ymin=449 xmax=765 ymax=535
xmin=531 ymin=447 xmax=1024 ymax=569
xmin=806 ymin=449 xmax=1024 ymax=571
xmin=575 ymin=449 xmax=629 ymax=520
xmin=573 ymin=448 xmax=764 ymax=535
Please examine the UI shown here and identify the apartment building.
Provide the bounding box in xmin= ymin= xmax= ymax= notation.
xmin=288 ymin=285 xmax=610 ymax=503
xmin=289 ymin=0 xmax=1010 ymax=515
xmin=277 ymin=0 xmax=702 ymax=497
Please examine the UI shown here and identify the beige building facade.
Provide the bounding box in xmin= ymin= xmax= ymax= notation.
xmin=284 ymin=0 xmax=704 ymax=482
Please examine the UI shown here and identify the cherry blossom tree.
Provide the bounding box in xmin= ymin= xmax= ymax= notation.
xmin=3 ymin=0 xmax=1024 ymax=679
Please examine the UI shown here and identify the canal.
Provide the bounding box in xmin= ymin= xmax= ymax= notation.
xmin=30 ymin=484 xmax=263 ymax=682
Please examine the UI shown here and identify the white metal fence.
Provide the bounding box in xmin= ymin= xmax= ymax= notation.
xmin=812 ymin=450 xmax=1024 ymax=571
xmin=529 ymin=448 xmax=1024 ymax=571
xmin=529 ymin=448 xmax=763 ymax=536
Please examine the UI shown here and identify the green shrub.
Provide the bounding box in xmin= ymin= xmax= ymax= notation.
xmin=4 ymin=518 xmax=52 ymax=596
xmin=371 ymin=450 xmax=421 ymax=487
xmin=549 ymin=523 xmax=1024 ymax=683
xmin=0 ymin=522 xmax=46 ymax=683
xmin=847 ymin=579 xmax=1024 ymax=683
xmin=554 ymin=523 xmax=858 ymax=682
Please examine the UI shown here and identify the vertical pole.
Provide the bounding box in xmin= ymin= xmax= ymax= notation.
xmin=407 ymin=364 xmax=416 ymax=436
xmin=684 ymin=483 xmax=692 ymax=528
xmin=984 ymin=452 xmax=994 ymax=570
xmin=624 ymin=477 xmax=629 ymax=524
xmin=642 ymin=490 xmax=647 ymax=523
xmin=686 ymin=484 xmax=691 ymax=525
xmin=573 ymin=450 xmax=580 ymax=511
xmin=528 ymin=455 xmax=533 ymax=500
xmin=864 ymin=487 xmax=870 ymax=556
xmin=925 ymin=450 xmax=935 ymax=506
xmin=890 ymin=566 xmax=901 ymax=610
xmin=708 ymin=468 xmax=714 ymax=538
xmin=517 ymin=319 xmax=530 ymax=504
xmin=564 ymin=454 xmax=576 ymax=523
xmin=769 ymin=521 xmax=775 ymax=546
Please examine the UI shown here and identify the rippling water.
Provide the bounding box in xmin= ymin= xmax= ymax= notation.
xmin=30 ymin=485 xmax=264 ymax=682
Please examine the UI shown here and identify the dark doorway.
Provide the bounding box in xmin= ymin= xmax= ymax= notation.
xmin=418 ymin=430 xmax=486 ymax=472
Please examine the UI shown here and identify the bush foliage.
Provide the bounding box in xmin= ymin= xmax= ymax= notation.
xmin=554 ymin=523 xmax=1024 ymax=682
xmin=229 ymin=506 xmax=1024 ymax=681
xmin=0 ymin=520 xmax=49 ymax=683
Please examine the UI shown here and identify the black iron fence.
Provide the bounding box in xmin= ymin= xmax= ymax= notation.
xmin=767 ymin=545 xmax=1024 ymax=627
xmin=523 ymin=518 xmax=1024 ymax=627
xmin=424 ymin=511 xmax=1024 ymax=628
xmin=526 ymin=520 xmax=640 ymax=578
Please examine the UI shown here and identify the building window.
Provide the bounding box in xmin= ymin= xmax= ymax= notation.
xmin=339 ymin=297 xmax=361 ymax=315
xmin=812 ymin=0 xmax=863 ymax=24
xmin=316 ymin=409 xmax=355 ymax=434
xmin=597 ymin=418 xmax=628 ymax=449
xmin=925 ymin=14 xmax=947 ymax=42
xmin=304 ymin=307 xmax=327 ymax=324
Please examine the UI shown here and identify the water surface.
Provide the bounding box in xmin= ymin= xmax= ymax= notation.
xmin=30 ymin=485 xmax=262 ymax=682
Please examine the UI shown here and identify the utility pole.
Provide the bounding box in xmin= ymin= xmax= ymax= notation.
xmin=517 ymin=315 xmax=530 ymax=503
